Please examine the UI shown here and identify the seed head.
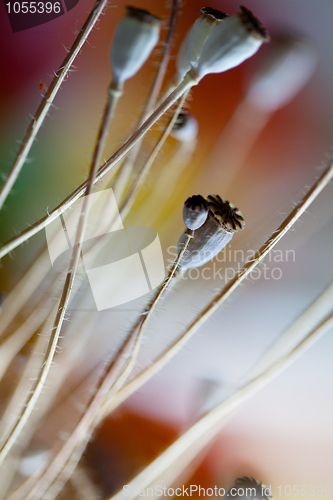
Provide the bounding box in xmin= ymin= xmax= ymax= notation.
xmin=246 ymin=33 xmax=316 ymax=112
xmin=226 ymin=477 xmax=273 ymax=500
xmin=171 ymin=111 xmax=199 ymax=142
xmin=177 ymin=194 xmax=245 ymax=271
xmin=183 ymin=195 xmax=209 ymax=230
xmin=195 ymin=6 xmax=269 ymax=78
xmin=110 ymin=6 xmax=162 ymax=87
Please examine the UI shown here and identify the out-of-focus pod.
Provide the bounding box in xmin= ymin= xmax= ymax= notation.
xmin=246 ymin=33 xmax=317 ymax=112
xmin=170 ymin=112 xmax=199 ymax=142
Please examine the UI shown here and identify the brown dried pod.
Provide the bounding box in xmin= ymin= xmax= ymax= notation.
xmin=177 ymin=194 xmax=245 ymax=271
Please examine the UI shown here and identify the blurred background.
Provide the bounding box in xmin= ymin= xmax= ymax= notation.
xmin=0 ymin=0 xmax=333 ymax=498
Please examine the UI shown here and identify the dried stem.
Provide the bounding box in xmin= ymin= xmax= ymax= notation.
xmin=0 ymin=71 xmax=199 ymax=260
xmin=118 ymin=91 xmax=190 ymax=222
xmin=70 ymin=466 xmax=102 ymax=500
xmin=112 ymin=0 xmax=181 ymax=202
xmin=0 ymin=85 xmax=120 ymax=464
xmin=98 ymin=159 xmax=333 ymax=419
xmin=0 ymin=287 xmax=55 ymax=382
xmin=0 ymin=0 xmax=110 ymax=211
xmin=246 ymin=279 xmax=333 ymax=379
xmin=109 ymin=308 xmax=333 ymax=500
xmin=22 ymin=229 xmax=193 ymax=500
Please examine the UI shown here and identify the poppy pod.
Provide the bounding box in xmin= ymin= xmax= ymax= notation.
xmin=177 ymin=195 xmax=245 ymax=272
xmin=110 ymin=6 xmax=162 ymax=88
xmin=176 ymin=7 xmax=227 ymax=84
xmin=195 ymin=6 xmax=269 ymax=78
xmin=171 ymin=112 xmax=199 ymax=142
xmin=246 ymin=33 xmax=317 ymax=112
xmin=188 ymin=7 xmax=228 ymax=68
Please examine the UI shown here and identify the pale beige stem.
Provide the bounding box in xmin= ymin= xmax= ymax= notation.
xmin=0 ymin=85 xmax=120 ymax=464
xmin=0 ymin=288 xmax=54 ymax=382
xmin=22 ymin=230 xmax=193 ymax=500
xmin=0 ymin=333 xmax=48 ymax=441
xmin=118 ymin=91 xmax=190 ymax=222
xmin=0 ymin=0 xmax=109 ymax=211
xmin=0 ymin=72 xmax=198 ymax=260
xmin=108 ymin=310 xmax=333 ymax=500
xmin=98 ymin=159 xmax=333 ymax=420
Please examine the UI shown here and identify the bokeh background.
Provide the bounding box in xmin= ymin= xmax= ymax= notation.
xmin=1 ymin=0 xmax=333 ymax=498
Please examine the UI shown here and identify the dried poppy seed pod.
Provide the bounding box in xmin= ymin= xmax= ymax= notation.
xmin=175 ymin=7 xmax=227 ymax=84
xmin=183 ymin=195 xmax=209 ymax=230
xmin=226 ymin=476 xmax=273 ymax=500
xmin=171 ymin=111 xmax=199 ymax=142
xmin=188 ymin=7 xmax=228 ymax=68
xmin=177 ymin=195 xmax=245 ymax=271
xmin=246 ymin=33 xmax=317 ymax=112
xmin=110 ymin=6 xmax=162 ymax=88
xmin=195 ymin=6 xmax=269 ymax=78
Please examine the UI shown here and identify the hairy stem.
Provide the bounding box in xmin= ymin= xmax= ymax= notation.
xmin=109 ymin=309 xmax=333 ymax=500
xmin=0 ymin=0 xmax=110 ymax=211
xmin=0 ymin=86 xmax=120 ymax=464
xmin=22 ymin=229 xmax=193 ymax=500
xmin=113 ymin=0 xmax=181 ymax=202
xmin=98 ymin=159 xmax=333 ymax=419
xmin=0 ymin=71 xmax=198 ymax=259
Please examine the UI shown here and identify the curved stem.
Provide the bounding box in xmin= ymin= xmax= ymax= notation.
xmin=113 ymin=0 xmax=181 ymax=202
xmin=108 ymin=309 xmax=333 ymax=500
xmin=0 ymin=0 xmax=109 ymax=211
xmin=22 ymin=229 xmax=193 ymax=500
xmin=0 ymin=86 xmax=120 ymax=465
xmin=98 ymin=159 xmax=333 ymax=419
xmin=0 ymin=73 xmax=197 ymax=260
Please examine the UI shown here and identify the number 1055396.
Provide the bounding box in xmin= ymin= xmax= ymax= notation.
xmin=277 ymin=485 xmax=331 ymax=496
xmin=5 ymin=2 xmax=61 ymax=14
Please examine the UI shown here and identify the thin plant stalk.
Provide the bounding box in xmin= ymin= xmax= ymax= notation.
xmin=24 ymin=315 xmax=153 ymax=500
xmin=0 ymin=71 xmax=199 ymax=260
xmin=108 ymin=309 xmax=333 ymax=500
xmin=0 ymin=250 xmax=54 ymax=341
xmin=0 ymin=84 xmax=120 ymax=464
xmin=98 ymin=158 xmax=333 ymax=419
xmin=0 ymin=285 xmax=56 ymax=382
xmin=22 ymin=229 xmax=194 ymax=500
xmin=138 ymin=137 xmax=197 ymax=227
xmin=0 ymin=0 xmax=109 ymax=211
xmin=118 ymin=91 xmax=190 ymax=222
xmin=112 ymin=0 xmax=181 ymax=202
xmin=245 ymin=279 xmax=333 ymax=379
